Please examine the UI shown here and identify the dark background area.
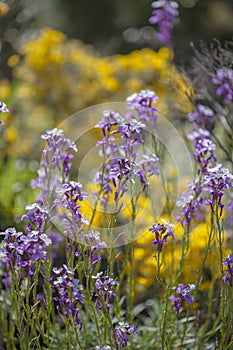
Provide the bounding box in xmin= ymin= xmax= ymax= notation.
xmin=1 ymin=0 xmax=233 ymax=79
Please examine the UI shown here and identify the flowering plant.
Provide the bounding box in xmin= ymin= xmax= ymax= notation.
xmin=0 ymin=1 xmax=233 ymax=349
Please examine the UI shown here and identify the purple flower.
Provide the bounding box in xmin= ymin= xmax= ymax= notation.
xmin=212 ymin=67 xmax=233 ymax=104
xmin=0 ymin=101 xmax=8 ymax=113
xmin=109 ymin=157 xmax=146 ymax=199
xmin=177 ymin=162 xmax=233 ymax=224
xmin=149 ymin=219 xmax=174 ymax=252
xmin=149 ymin=1 xmax=179 ymax=45
xmin=52 ymin=264 xmax=84 ymax=327
xmin=188 ymin=129 xmax=217 ymax=173
xmin=222 ymin=254 xmax=233 ymax=287
xmin=96 ymin=136 xmax=118 ymax=157
xmin=46 ymin=230 xmax=64 ymax=244
xmin=55 ymin=181 xmax=89 ymax=251
xmin=94 ymin=92 xmax=160 ymax=208
xmin=115 ymin=322 xmax=138 ymax=348
xmin=81 ymin=231 xmax=107 ymax=267
xmin=126 ymin=90 xmax=158 ymax=124
xmin=169 ymin=283 xmax=195 ymax=314
xmin=0 ymin=101 xmax=8 ymax=131
xmin=56 ymin=181 xmax=88 ymax=222
xmin=176 ymin=177 xmax=205 ymax=226
xmin=95 ymin=110 xmax=123 ymax=135
xmin=82 ymin=231 xmax=107 ymax=251
xmin=0 ymin=228 xmax=23 ymax=271
xmin=21 ymin=202 xmax=48 ymax=234
xmin=110 ymin=158 xmax=134 ymax=183
xmin=187 ymin=104 xmax=214 ymax=127
xmin=31 ymin=128 xmax=77 ymax=203
xmin=203 ymin=164 xmax=233 ymax=216
xmin=2 ymin=274 xmax=12 ymax=289
xmin=177 ymin=127 xmax=232 ymax=223
xmin=93 ymin=272 xmax=118 ymax=311
xmin=0 ymin=227 xmax=51 ymax=276
xmin=139 ymin=154 xmax=160 ymax=177
xmin=94 ymin=170 xmax=114 ymax=208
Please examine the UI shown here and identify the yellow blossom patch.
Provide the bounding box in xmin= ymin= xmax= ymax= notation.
xmin=0 ymin=2 xmax=9 ymax=16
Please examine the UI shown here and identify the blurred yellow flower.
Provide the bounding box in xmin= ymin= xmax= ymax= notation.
xmin=4 ymin=126 xmax=18 ymax=142
xmin=8 ymin=27 xmax=192 ymax=157
xmin=7 ymin=54 xmax=20 ymax=68
xmin=0 ymin=79 xmax=10 ymax=100
xmin=0 ymin=2 xmax=9 ymax=16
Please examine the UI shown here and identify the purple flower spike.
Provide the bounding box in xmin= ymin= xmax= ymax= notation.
xmin=203 ymin=164 xmax=233 ymax=216
xmin=126 ymin=90 xmax=158 ymax=123
xmin=0 ymin=226 xmax=51 ymax=277
xmin=212 ymin=67 xmax=233 ymax=104
xmin=222 ymin=254 xmax=233 ymax=287
xmin=187 ymin=104 xmax=214 ymax=127
xmin=176 ymin=176 xmax=205 ymax=226
xmin=31 ymin=128 xmax=77 ymax=202
xmin=93 ymin=272 xmax=118 ymax=311
xmin=55 ymin=180 xmax=89 ymax=247
xmin=81 ymin=231 xmax=107 ymax=267
xmin=115 ymin=322 xmax=138 ymax=348
xmin=52 ymin=264 xmax=84 ymax=327
xmin=149 ymin=219 xmax=174 ymax=252
xmin=188 ymin=128 xmax=217 ymax=174
xmin=169 ymin=283 xmax=195 ymax=314
xmin=94 ymin=90 xmax=160 ymax=208
xmin=149 ymin=1 xmax=179 ymax=46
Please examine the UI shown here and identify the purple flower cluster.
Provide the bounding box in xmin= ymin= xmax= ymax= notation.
xmin=203 ymin=164 xmax=233 ymax=216
xmin=177 ymin=130 xmax=216 ymax=223
xmin=81 ymin=231 xmax=107 ymax=267
xmin=222 ymin=254 xmax=233 ymax=287
xmin=95 ymin=110 xmax=123 ymax=137
xmin=108 ymin=154 xmax=159 ymax=201
xmin=0 ymin=131 xmax=82 ymax=282
xmin=93 ymin=272 xmax=118 ymax=311
xmin=149 ymin=0 xmax=179 ymax=46
xmin=31 ymin=128 xmax=77 ymax=203
xmin=140 ymin=154 xmax=160 ymax=177
xmin=169 ymin=283 xmax=195 ymax=315
xmin=187 ymin=104 xmax=214 ymax=128
xmin=21 ymin=202 xmax=48 ymax=234
xmin=126 ymin=90 xmax=158 ymax=124
xmin=115 ymin=322 xmax=138 ymax=348
xmin=176 ymin=177 xmax=205 ymax=225
xmin=149 ymin=219 xmax=174 ymax=252
xmin=55 ymin=181 xmax=89 ymax=254
xmin=0 ymin=227 xmax=51 ymax=276
xmin=188 ymin=129 xmax=217 ymax=174
xmin=212 ymin=67 xmax=233 ymax=104
xmin=52 ymin=264 xmax=84 ymax=327
xmin=56 ymin=181 xmax=88 ymax=231
xmin=177 ymin=125 xmax=233 ymax=223
xmin=95 ymin=93 xmax=160 ymax=207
